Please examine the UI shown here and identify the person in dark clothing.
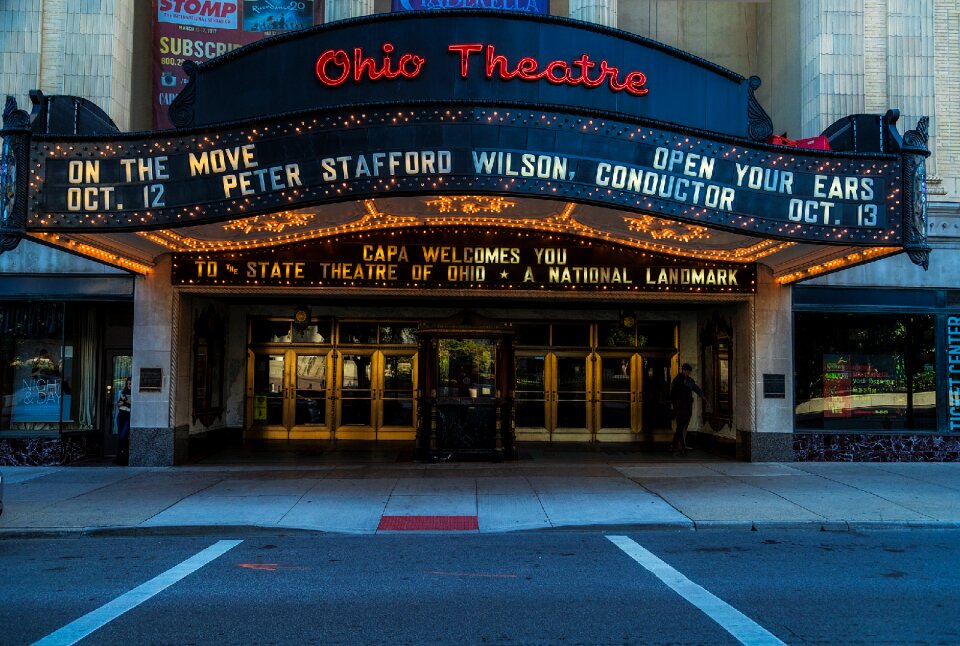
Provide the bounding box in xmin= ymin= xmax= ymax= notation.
xmin=115 ymin=377 xmax=131 ymax=466
xmin=670 ymin=363 xmax=706 ymax=453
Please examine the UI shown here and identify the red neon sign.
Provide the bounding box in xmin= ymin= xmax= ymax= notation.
xmin=315 ymin=43 xmax=426 ymax=86
xmin=447 ymin=43 xmax=648 ymax=96
xmin=314 ymin=42 xmax=649 ymax=97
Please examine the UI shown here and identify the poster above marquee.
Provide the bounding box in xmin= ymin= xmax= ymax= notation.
xmin=152 ymin=0 xmax=324 ymax=130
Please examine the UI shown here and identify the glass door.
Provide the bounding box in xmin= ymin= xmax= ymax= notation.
xmin=102 ymin=352 xmax=132 ymax=456
xmin=553 ymin=353 xmax=592 ymax=441
xmin=335 ymin=351 xmax=417 ymax=440
xmin=291 ymin=353 xmax=331 ymax=439
xmin=378 ymin=352 xmax=417 ymax=440
xmin=515 ymin=353 xmax=548 ymax=441
xmin=248 ymin=350 xmax=333 ymax=439
xmin=249 ymin=352 xmax=287 ymax=436
xmin=595 ymin=353 xmax=641 ymax=441
xmin=336 ymin=351 xmax=375 ymax=440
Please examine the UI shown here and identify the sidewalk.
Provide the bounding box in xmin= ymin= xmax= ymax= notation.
xmin=3 ymin=452 xmax=960 ymax=536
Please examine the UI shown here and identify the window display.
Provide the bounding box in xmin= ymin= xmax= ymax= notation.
xmin=795 ymin=313 xmax=936 ymax=430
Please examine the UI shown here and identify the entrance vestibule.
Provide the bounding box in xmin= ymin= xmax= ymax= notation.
xmin=243 ymin=314 xmax=681 ymax=447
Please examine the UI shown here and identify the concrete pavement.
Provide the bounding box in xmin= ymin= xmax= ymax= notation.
xmin=3 ymin=455 xmax=960 ymax=535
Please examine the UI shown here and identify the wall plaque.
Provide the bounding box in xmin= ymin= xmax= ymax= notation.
xmin=139 ymin=367 xmax=163 ymax=392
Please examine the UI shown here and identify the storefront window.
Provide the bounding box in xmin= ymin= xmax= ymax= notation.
xmin=794 ymin=313 xmax=936 ymax=431
xmin=0 ymin=303 xmax=103 ymax=434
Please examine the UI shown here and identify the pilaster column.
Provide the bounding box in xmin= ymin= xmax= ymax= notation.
xmin=799 ymin=0 xmax=864 ymax=136
xmin=569 ymin=0 xmax=616 ymax=28
xmin=737 ymin=265 xmax=794 ymax=462
xmin=325 ymin=0 xmax=374 ymax=22
xmin=130 ymin=255 xmax=186 ymax=466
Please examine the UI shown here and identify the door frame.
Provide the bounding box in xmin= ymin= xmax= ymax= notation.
xmin=246 ymin=348 xmax=334 ymax=440
xmin=514 ymin=351 xmax=549 ymax=442
xmin=415 ymin=311 xmax=517 ymax=461
xmin=552 ymin=351 xmax=593 ymax=442
xmin=101 ymin=350 xmax=132 ymax=456
xmin=594 ymin=351 xmax=642 ymax=441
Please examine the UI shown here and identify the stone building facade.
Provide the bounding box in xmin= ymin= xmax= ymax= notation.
xmin=0 ymin=1 xmax=955 ymax=464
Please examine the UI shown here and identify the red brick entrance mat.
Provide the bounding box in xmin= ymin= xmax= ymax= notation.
xmin=377 ymin=515 xmax=479 ymax=531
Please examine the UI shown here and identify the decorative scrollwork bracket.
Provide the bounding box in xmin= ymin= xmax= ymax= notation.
xmin=0 ymin=96 xmax=31 ymax=255
xmin=901 ymin=116 xmax=931 ymax=270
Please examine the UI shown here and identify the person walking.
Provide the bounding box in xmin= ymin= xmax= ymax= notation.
xmin=670 ymin=363 xmax=706 ymax=454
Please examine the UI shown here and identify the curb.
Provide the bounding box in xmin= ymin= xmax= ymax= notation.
xmin=5 ymin=519 xmax=960 ymax=538
xmin=0 ymin=525 xmax=328 ymax=539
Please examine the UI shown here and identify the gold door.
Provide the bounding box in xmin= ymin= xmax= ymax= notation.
xmin=377 ymin=351 xmax=417 ymax=441
xmin=335 ymin=350 xmax=417 ymax=441
xmin=595 ymin=353 xmax=642 ymax=441
xmin=290 ymin=352 xmax=332 ymax=439
xmin=552 ymin=352 xmax=593 ymax=441
xmin=515 ymin=353 xmax=548 ymax=441
xmin=247 ymin=350 xmax=333 ymax=439
xmin=336 ymin=350 xmax=376 ymax=440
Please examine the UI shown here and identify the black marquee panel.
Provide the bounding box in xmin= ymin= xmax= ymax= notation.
xmin=171 ymin=227 xmax=758 ymax=294
xmin=168 ymin=11 xmax=754 ymax=137
xmin=30 ymin=106 xmax=901 ymax=244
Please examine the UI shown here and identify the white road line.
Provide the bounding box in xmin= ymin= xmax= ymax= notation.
xmin=607 ymin=535 xmax=786 ymax=646
xmin=32 ymin=539 xmax=243 ymax=646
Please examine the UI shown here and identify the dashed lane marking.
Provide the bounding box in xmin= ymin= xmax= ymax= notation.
xmin=32 ymin=540 xmax=243 ymax=646
xmin=608 ymin=535 xmax=787 ymax=646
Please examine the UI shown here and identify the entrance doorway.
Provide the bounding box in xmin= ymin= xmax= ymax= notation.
xmin=243 ymin=315 xmax=678 ymax=448
xmin=102 ymin=352 xmax=132 ymax=456
xmin=335 ymin=350 xmax=417 ymax=441
xmin=415 ymin=312 xmax=515 ymax=460
xmin=245 ymin=319 xmax=418 ymax=441
xmin=514 ymin=322 xmax=678 ymax=442
xmin=248 ymin=350 xmax=333 ymax=439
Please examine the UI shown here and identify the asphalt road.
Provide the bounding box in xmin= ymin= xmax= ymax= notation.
xmin=2 ymin=530 xmax=958 ymax=645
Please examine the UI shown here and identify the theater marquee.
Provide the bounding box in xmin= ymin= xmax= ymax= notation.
xmin=171 ymin=229 xmax=757 ymax=293
xmin=0 ymin=11 xmax=930 ymax=266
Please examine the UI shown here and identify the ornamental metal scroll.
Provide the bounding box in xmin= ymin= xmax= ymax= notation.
xmin=0 ymin=97 xmax=30 ymax=253
xmin=901 ymin=116 xmax=931 ymax=269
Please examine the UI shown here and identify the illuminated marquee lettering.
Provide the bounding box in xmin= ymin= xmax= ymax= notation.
xmin=313 ymin=42 xmax=649 ymax=97
xmin=173 ymin=233 xmax=756 ymax=294
xmin=315 ymin=44 xmax=426 ymax=86
xmin=34 ymin=110 xmax=894 ymax=239
xmin=448 ymin=43 xmax=648 ymax=95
